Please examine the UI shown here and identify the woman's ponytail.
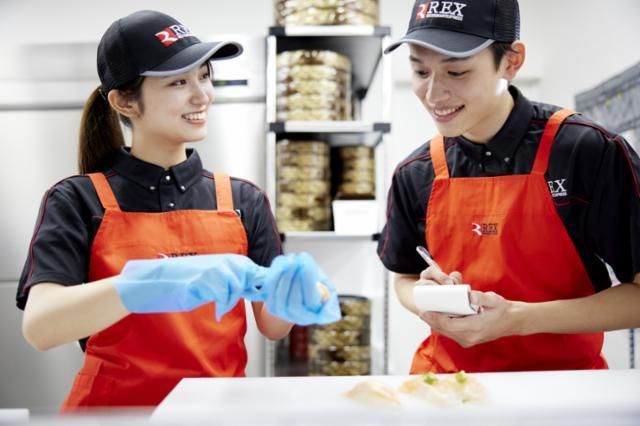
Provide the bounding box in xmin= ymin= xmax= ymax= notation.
xmin=77 ymin=87 xmax=125 ymax=174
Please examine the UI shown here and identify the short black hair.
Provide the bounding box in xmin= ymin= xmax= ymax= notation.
xmin=489 ymin=42 xmax=516 ymax=70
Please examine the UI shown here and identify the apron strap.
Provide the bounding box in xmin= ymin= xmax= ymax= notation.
xmin=87 ymin=173 xmax=121 ymax=211
xmin=429 ymin=135 xmax=450 ymax=179
xmin=531 ymin=108 xmax=577 ymax=175
xmin=214 ymin=173 xmax=234 ymax=211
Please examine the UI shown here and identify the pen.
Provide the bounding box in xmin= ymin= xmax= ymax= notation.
xmin=416 ymin=246 xmax=441 ymax=270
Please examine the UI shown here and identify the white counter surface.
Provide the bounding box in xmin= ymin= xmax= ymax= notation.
xmin=152 ymin=369 xmax=640 ymax=425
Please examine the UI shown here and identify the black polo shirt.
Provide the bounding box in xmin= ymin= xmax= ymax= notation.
xmin=377 ymin=85 xmax=640 ymax=292
xmin=16 ymin=148 xmax=281 ymax=310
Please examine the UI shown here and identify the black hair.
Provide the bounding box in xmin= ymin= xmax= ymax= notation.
xmin=489 ymin=42 xmax=517 ymax=70
xmin=78 ymin=77 xmax=145 ymax=174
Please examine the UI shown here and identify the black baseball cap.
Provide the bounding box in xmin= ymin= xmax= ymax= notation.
xmin=98 ymin=10 xmax=243 ymax=95
xmin=385 ymin=0 xmax=520 ymax=58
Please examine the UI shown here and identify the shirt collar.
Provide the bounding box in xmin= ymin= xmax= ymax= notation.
xmin=455 ymin=86 xmax=533 ymax=163
xmin=111 ymin=147 xmax=204 ymax=191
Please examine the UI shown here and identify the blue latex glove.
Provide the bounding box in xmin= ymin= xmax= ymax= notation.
xmin=115 ymin=254 xmax=261 ymax=320
xmin=261 ymin=252 xmax=342 ymax=325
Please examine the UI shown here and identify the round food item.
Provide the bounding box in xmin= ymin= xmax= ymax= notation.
xmin=277 ymin=50 xmax=351 ymax=72
xmin=278 ymin=165 xmax=330 ymax=181
xmin=444 ymin=371 xmax=488 ymax=404
xmin=276 ymin=218 xmax=331 ymax=232
xmin=277 ymin=192 xmax=330 ymax=207
xmin=339 ymin=295 xmax=371 ymax=316
xmin=277 ymin=109 xmax=342 ymax=121
xmin=338 ymin=146 xmax=374 ymax=159
xmin=341 ymin=169 xmax=375 ymax=183
xmin=277 ymin=152 xmax=330 ymax=168
xmin=341 ymin=157 xmax=375 ymax=170
xmin=317 ymin=283 xmax=331 ymax=301
xmin=277 ymin=79 xmax=344 ymax=97
xmin=322 ymin=314 xmax=370 ymax=331
xmin=310 ymin=328 xmax=370 ymax=346
xmin=277 ymin=179 xmax=331 ymax=195
xmin=343 ymin=380 xmax=401 ymax=407
xmin=277 ymin=93 xmax=345 ymax=111
xmin=277 ymin=64 xmax=349 ymax=83
xmin=277 ymin=8 xmax=378 ymax=26
xmin=276 ymin=0 xmax=379 ymax=17
xmin=399 ymin=371 xmax=487 ymax=405
xmin=309 ymin=344 xmax=370 ymax=361
xmin=276 ymin=206 xmax=332 ymax=221
xmin=337 ymin=181 xmax=375 ymax=197
xmin=309 ymin=359 xmax=370 ymax=376
xmin=277 ymin=140 xmax=329 ymax=155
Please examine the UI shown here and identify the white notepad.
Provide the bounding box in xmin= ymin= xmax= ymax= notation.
xmin=413 ymin=284 xmax=479 ymax=316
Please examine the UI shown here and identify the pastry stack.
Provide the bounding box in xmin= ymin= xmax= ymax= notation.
xmin=308 ymin=295 xmax=371 ymax=376
xmin=274 ymin=0 xmax=379 ymax=25
xmin=276 ymin=140 xmax=332 ymax=231
xmin=277 ymin=50 xmax=352 ymax=121
xmin=336 ymin=146 xmax=375 ymax=198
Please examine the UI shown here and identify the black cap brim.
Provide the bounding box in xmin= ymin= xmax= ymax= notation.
xmin=384 ymin=28 xmax=494 ymax=58
xmin=141 ymin=41 xmax=243 ymax=77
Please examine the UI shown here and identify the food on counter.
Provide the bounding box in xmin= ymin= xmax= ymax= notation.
xmin=344 ymin=380 xmax=402 ymax=407
xmin=399 ymin=371 xmax=487 ymax=405
xmin=344 ymin=371 xmax=486 ymax=408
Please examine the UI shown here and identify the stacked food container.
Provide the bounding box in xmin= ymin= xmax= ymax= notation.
xmin=276 ymin=50 xmax=352 ymax=121
xmin=335 ymin=146 xmax=375 ymax=198
xmin=308 ymin=295 xmax=371 ymax=376
xmin=274 ymin=0 xmax=379 ymax=26
xmin=276 ymin=140 xmax=332 ymax=231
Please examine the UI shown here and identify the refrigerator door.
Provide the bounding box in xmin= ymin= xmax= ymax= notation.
xmin=0 ymin=110 xmax=82 ymax=281
xmin=0 ymin=109 xmax=85 ymax=410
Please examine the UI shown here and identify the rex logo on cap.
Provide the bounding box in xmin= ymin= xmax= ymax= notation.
xmin=416 ymin=1 xmax=468 ymax=22
xmin=155 ymin=24 xmax=195 ymax=47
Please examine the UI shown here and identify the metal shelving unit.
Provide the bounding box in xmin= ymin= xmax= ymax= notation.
xmin=264 ymin=25 xmax=392 ymax=377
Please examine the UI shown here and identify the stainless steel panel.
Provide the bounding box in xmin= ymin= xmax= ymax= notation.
xmin=0 ymin=283 xmax=83 ymax=409
xmin=0 ymin=110 xmax=82 ymax=281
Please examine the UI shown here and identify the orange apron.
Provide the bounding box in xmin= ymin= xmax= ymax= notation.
xmin=411 ymin=109 xmax=607 ymax=373
xmin=62 ymin=172 xmax=249 ymax=411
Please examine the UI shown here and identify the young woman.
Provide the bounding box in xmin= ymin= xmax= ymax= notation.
xmin=16 ymin=10 xmax=339 ymax=411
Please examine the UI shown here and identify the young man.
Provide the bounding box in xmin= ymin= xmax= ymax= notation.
xmin=378 ymin=0 xmax=640 ymax=373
